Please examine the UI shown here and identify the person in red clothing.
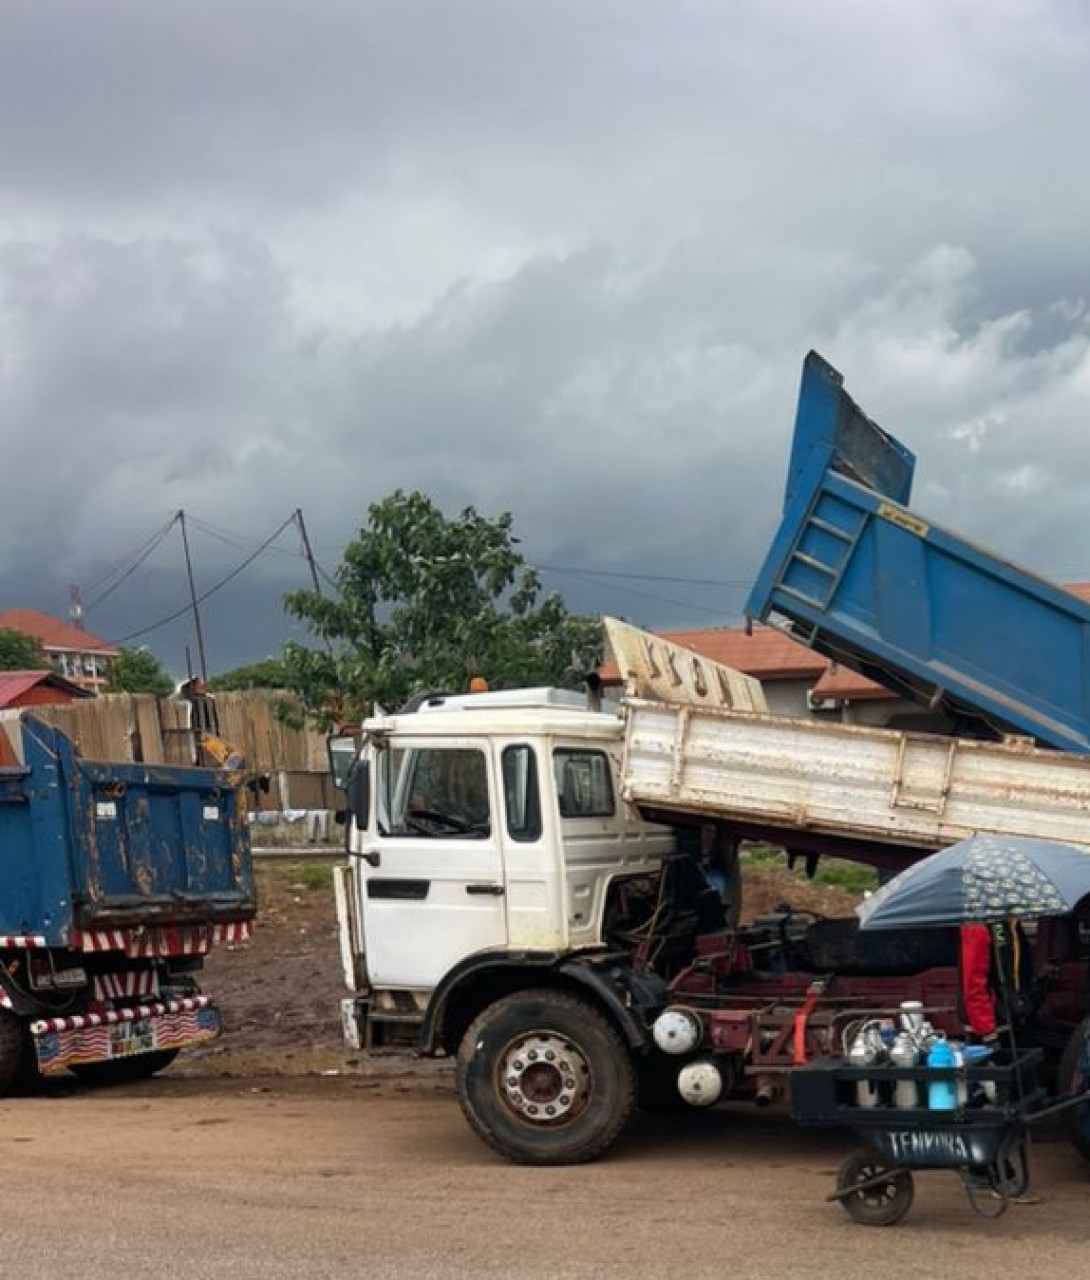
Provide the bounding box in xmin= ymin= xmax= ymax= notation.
xmin=959 ymin=923 xmax=999 ymax=1041
xmin=960 ymin=919 xmax=1055 ymax=1042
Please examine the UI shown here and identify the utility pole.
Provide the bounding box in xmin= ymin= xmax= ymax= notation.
xmin=178 ymin=510 xmax=209 ymax=683
xmin=68 ymin=584 xmax=85 ymax=630
xmin=295 ymin=508 xmax=334 ymax=658
xmin=295 ymin=507 xmax=325 ymax=598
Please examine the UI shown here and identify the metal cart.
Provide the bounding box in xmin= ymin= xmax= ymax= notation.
xmin=789 ymin=1050 xmax=1075 ymax=1225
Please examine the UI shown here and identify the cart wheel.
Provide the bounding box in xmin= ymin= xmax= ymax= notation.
xmin=836 ymin=1149 xmax=915 ymax=1227
xmin=989 ymin=1141 xmax=1030 ymax=1201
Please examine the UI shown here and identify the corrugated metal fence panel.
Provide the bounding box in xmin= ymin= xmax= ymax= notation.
xmin=622 ymin=698 xmax=1090 ymax=854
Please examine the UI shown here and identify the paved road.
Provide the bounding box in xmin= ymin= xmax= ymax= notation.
xmin=4 ymin=1077 xmax=1089 ymax=1278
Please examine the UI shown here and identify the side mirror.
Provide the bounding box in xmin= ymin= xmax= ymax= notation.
xmin=327 ymin=734 xmax=360 ymax=791
xmin=345 ymin=760 xmax=370 ymax=830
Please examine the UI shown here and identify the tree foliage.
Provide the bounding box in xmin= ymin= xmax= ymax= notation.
xmin=209 ymin=659 xmax=291 ymax=692
xmin=282 ymin=491 xmax=602 ymax=726
xmin=109 ymin=646 xmax=174 ymax=697
xmin=0 ymin=628 xmax=46 ymax=670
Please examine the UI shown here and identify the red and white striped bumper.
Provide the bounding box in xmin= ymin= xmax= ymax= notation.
xmin=31 ymin=996 xmax=220 ymax=1075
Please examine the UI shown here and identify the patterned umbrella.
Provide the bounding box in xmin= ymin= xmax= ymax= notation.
xmin=857 ymin=833 xmax=1090 ymax=932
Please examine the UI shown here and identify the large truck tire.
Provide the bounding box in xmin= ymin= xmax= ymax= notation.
xmin=457 ymin=990 xmax=636 ymax=1165
xmin=0 ymin=1011 xmax=29 ymax=1095
xmin=1058 ymin=1017 xmax=1090 ymax=1164
xmin=70 ymin=1048 xmax=181 ymax=1086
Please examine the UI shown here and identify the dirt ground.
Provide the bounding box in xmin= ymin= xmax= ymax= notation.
xmin=188 ymin=860 xmax=446 ymax=1085
xmin=13 ymin=862 xmax=1088 ymax=1277
xmin=4 ymin=1078 xmax=1088 ymax=1279
xmin=185 ymin=857 xmax=859 ymax=1079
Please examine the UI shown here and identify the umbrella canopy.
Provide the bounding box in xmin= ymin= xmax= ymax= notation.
xmin=857 ymin=833 xmax=1090 ymax=932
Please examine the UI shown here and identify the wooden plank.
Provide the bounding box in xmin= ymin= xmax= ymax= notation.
xmin=132 ymin=696 xmax=165 ymax=764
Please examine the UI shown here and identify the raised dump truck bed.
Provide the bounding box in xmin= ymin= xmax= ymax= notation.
xmin=620 ymin=697 xmax=1090 ymax=872
xmin=604 ymin=618 xmax=1090 ymax=873
xmin=745 ymin=351 xmax=1090 ymax=753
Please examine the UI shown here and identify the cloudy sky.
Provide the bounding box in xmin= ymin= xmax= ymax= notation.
xmin=2 ymin=0 xmax=1090 ymax=674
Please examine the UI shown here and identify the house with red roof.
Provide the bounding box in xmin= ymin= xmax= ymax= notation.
xmin=0 ymin=670 xmax=94 ymax=710
xmin=0 ymin=609 xmax=119 ymax=693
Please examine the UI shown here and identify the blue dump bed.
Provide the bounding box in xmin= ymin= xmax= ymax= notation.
xmin=0 ymin=716 xmax=255 ymax=943
xmin=746 ymin=351 xmax=1090 ymax=753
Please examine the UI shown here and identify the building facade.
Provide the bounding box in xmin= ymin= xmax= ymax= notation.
xmin=0 ymin=609 xmax=119 ymax=693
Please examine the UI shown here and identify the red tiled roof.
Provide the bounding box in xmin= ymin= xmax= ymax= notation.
xmin=0 ymin=670 xmax=94 ymax=709
xmin=0 ymin=609 xmax=118 ymax=656
xmin=0 ymin=672 xmax=45 ymax=707
xmin=600 ymin=624 xmax=829 ymax=684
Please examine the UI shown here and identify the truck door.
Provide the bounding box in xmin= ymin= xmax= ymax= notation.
xmin=358 ymin=737 xmax=508 ymax=990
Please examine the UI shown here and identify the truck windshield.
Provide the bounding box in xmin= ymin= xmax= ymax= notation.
xmin=377 ymin=746 xmax=491 ymax=839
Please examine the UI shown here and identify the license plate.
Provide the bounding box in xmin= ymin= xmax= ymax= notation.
xmin=108 ymin=1018 xmax=157 ymax=1059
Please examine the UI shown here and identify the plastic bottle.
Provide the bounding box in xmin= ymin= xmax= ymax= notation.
xmin=927 ymin=1034 xmax=957 ymax=1111
xmin=890 ymin=1033 xmax=919 ymax=1109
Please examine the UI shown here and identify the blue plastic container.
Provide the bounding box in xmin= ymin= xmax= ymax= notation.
xmin=927 ymin=1037 xmax=958 ymax=1111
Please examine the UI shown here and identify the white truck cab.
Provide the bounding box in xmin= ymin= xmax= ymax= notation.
xmin=332 ymin=687 xmax=675 ymax=1051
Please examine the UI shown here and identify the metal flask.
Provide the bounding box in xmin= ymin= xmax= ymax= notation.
xmin=889 ymin=1033 xmax=919 ymax=1109
xmin=849 ymin=1029 xmax=881 ymax=1108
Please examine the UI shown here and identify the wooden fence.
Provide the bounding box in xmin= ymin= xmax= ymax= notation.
xmin=8 ymin=690 xmax=334 ymax=811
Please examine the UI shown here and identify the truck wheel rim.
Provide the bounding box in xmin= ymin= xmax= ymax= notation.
xmin=497 ymin=1032 xmax=590 ymax=1125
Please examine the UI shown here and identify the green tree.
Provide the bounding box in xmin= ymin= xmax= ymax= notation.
xmin=282 ymin=490 xmax=602 ymax=726
xmin=0 ymin=628 xmax=46 ymax=670
xmin=209 ymin=659 xmax=290 ymax=691
xmin=109 ymin=646 xmax=174 ymax=697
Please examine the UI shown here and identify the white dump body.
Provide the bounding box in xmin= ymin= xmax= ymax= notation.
xmin=620 ymin=698 xmax=1090 ymax=854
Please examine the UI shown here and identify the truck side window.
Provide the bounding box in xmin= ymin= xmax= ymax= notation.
xmin=377 ymin=747 xmax=491 ymax=839
xmin=502 ymin=745 xmax=542 ymax=842
xmin=553 ymin=749 xmax=615 ymax=818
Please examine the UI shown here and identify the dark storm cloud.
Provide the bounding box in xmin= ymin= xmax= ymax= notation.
xmin=2 ymin=0 xmax=1090 ymax=671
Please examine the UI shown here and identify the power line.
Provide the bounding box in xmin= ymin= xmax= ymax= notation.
xmin=119 ymin=514 xmax=299 ymax=644
xmin=532 ymin=561 xmax=753 ymax=588
xmin=187 ymin=515 xmax=305 ymax=559
xmin=533 ymin=562 xmax=739 ymax=620
xmin=85 ymin=515 xmax=179 ymax=612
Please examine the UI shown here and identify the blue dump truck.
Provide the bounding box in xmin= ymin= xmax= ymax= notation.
xmin=0 ymin=714 xmax=255 ymax=1092
xmin=747 ymin=350 xmax=1090 ymax=753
